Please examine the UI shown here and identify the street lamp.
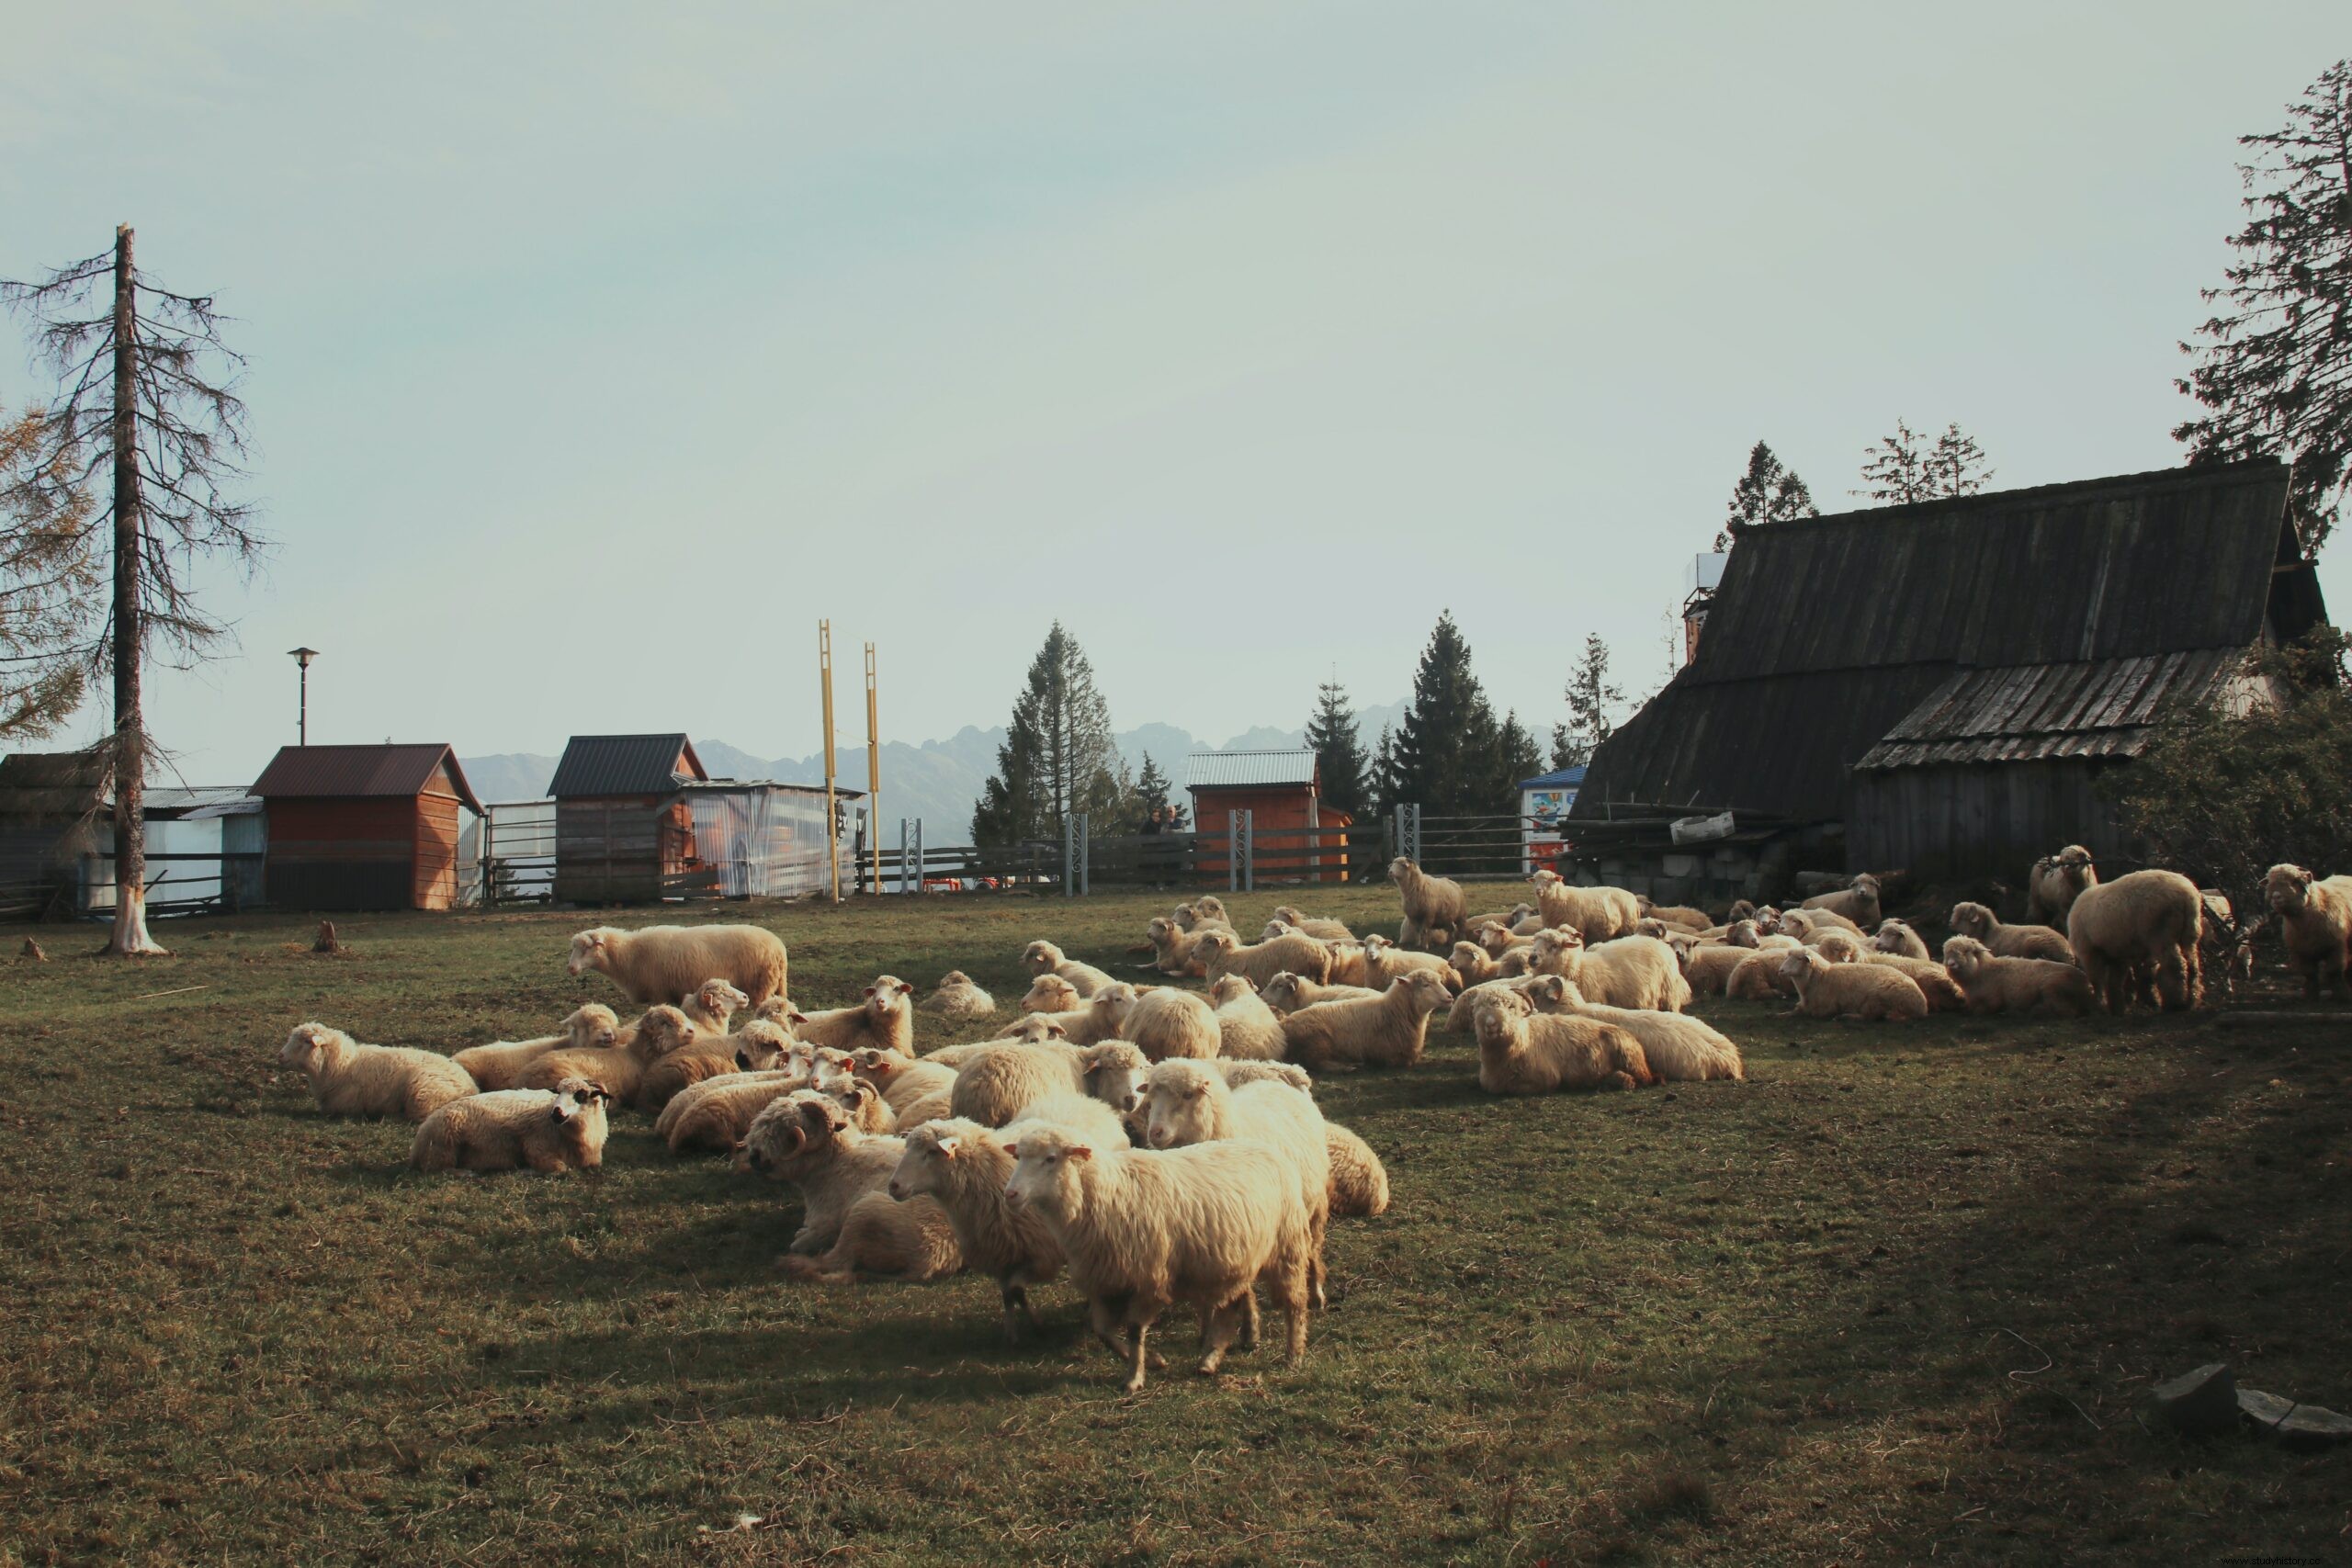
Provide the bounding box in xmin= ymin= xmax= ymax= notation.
xmin=288 ymin=647 xmax=319 ymax=745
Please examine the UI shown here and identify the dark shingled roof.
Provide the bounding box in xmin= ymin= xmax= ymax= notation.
xmin=548 ymin=734 xmax=707 ymax=799
xmin=252 ymin=744 xmax=482 ymax=813
xmin=1577 ymin=458 xmax=2323 ymax=821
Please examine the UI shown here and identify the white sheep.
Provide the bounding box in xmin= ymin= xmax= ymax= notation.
xmin=1389 ymin=856 xmax=1467 ymax=950
xmin=948 ymin=1039 xmax=1152 ymax=1126
xmin=517 ymin=1004 xmax=696 ymax=1102
xmin=453 ymin=1004 xmax=619 ymax=1092
xmin=1949 ymin=901 xmax=2075 ymax=963
xmin=411 ymin=1078 xmax=611 ymax=1173
xmin=1196 ymin=929 xmax=1335 ymax=990
xmin=2027 ymin=845 xmax=2098 ymax=926
xmin=680 ymin=977 xmax=750 ymax=1037
xmin=1001 ymin=1123 xmax=1315 ymax=1391
xmin=1259 ymin=972 xmax=1383 ymax=1015
xmin=1144 ymin=916 xmax=1214 ymax=977
xmin=787 ymin=976 xmax=918 ymax=1055
xmin=1324 ymin=1123 xmax=1391 ymax=1217
xmin=1637 ymin=898 xmax=1715 ymax=932
xmin=846 ymin=1046 xmax=956 ymax=1131
xmin=1358 ymin=933 xmax=1457 ymax=989
xmin=1779 ymin=947 xmax=1928 ymax=1021
xmin=1862 ymin=953 xmax=1968 ymax=1012
xmin=1470 ymin=993 xmax=1652 ymax=1095
xmin=740 ymin=1091 xmax=962 ymax=1285
xmin=919 ymin=970 xmax=998 ymax=1019
xmin=994 ymin=981 xmax=1134 ymax=1046
xmin=1143 ymin=1057 xmax=1333 ymax=1313
xmin=1725 ymin=946 xmax=1799 ymax=1000
xmin=1871 ymin=919 xmax=1931 ymax=961
xmin=2066 ymin=869 xmax=2205 ymax=1012
xmin=1940 ymin=934 xmax=2098 ymax=1018
xmin=1021 ymin=939 xmax=1116 ymax=998
xmin=1441 ymin=971 xmax=1566 ymax=1034
xmin=1119 ymin=985 xmax=1225 ymax=1064
xmin=567 ymin=923 xmax=789 ymax=1009
xmin=2264 ymin=863 xmax=2352 ymax=1000
xmin=1278 ymin=969 xmax=1454 ymax=1071
xmin=1175 ymin=896 xmax=1234 ymax=931
xmin=1323 ymin=941 xmax=1374 ymax=987
xmin=1530 ymin=931 xmax=1690 ymax=1012
xmin=279 ymin=1023 xmax=476 ymax=1122
xmin=1529 ymin=871 xmax=1642 ymax=944
xmin=1019 ymin=973 xmax=1083 ymax=1014
xmin=1675 ymin=942 xmax=1751 ymax=998
xmin=656 ymin=1068 xmax=810 ymax=1154
xmin=1206 ymin=974 xmax=1286 ymax=1061
xmin=1270 ymin=907 xmax=1355 ymax=942
xmin=1521 ymin=976 xmax=1745 ymax=1081
xmin=1801 ymin=874 xmax=1883 ymax=926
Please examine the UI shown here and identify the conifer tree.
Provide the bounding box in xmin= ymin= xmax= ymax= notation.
xmin=1386 ymin=612 xmax=1506 ymax=814
xmin=1304 ymin=679 xmax=1370 ymax=817
xmin=971 ymin=623 xmax=1132 ymax=845
xmin=1858 ymin=420 xmax=1994 ymax=504
xmin=1134 ymin=751 xmax=1186 ymax=829
xmin=1551 ymin=633 xmax=1624 ymax=769
xmin=1715 ymin=440 xmax=1818 ymax=549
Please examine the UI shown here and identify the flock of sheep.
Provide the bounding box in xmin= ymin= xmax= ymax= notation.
xmin=272 ymin=850 xmax=2352 ymax=1391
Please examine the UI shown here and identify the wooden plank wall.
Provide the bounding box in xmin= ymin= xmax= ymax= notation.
xmin=1849 ymin=760 xmax=2136 ymax=882
xmin=555 ymin=796 xmax=666 ymax=904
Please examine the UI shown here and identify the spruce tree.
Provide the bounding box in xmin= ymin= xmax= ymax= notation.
xmin=1858 ymin=420 xmax=1994 ymax=504
xmin=1387 ymin=612 xmax=1505 ymax=815
xmin=1304 ymin=679 xmax=1370 ymax=817
xmin=1494 ymin=712 xmax=1544 ymax=802
xmin=1715 ymin=440 xmax=1818 ymax=549
xmin=971 ymin=623 xmax=1130 ymax=845
xmin=1551 ymin=633 xmax=1624 ymax=769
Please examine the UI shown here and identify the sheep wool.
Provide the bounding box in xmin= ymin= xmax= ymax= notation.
xmin=2264 ymin=863 xmax=2352 ymax=1000
xmin=568 ymin=923 xmax=789 ymax=1009
xmin=279 ymin=1023 xmax=476 ymax=1122
xmin=411 ymin=1079 xmax=610 ymax=1172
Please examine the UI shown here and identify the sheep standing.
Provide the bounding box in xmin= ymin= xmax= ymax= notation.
xmin=1530 ymin=931 xmax=1690 ymax=1011
xmin=1002 ymin=1124 xmax=1316 ymax=1391
xmin=1530 ymin=872 xmax=1641 ymax=944
xmin=1142 ymin=1058 xmax=1332 ymax=1309
xmin=789 ymin=976 xmax=918 ymax=1055
xmin=2067 ymin=869 xmax=2205 ymax=1012
xmin=567 ymin=923 xmax=789 ymax=1009
xmin=1260 ymin=972 xmax=1383 ymax=1014
xmin=1801 ymin=874 xmax=1883 ymax=927
xmin=888 ymin=1114 xmax=1102 ymax=1342
xmin=1779 ymin=948 xmax=1928 ymax=1021
xmin=1022 ymin=940 xmax=1116 ymax=998
xmin=411 ymin=1079 xmax=610 ymax=1173
xmin=740 ymin=1092 xmax=961 ymax=1284
xmin=919 ymin=971 xmax=998 ymax=1019
xmin=1279 ymin=970 xmax=1453 ymax=1071
xmin=1470 ymin=995 xmax=1652 ymax=1095
xmin=2027 ymin=845 xmax=2098 ymax=926
xmin=279 ymin=1023 xmax=476 ymax=1122
xmin=453 ymin=1004 xmax=618 ymax=1092
xmin=518 ymin=1004 xmax=695 ymax=1102
xmin=1521 ymin=976 xmax=1744 ymax=1081
xmin=1205 ymin=975 xmax=1286 ymax=1061
xmin=2264 ymin=863 xmax=2352 ymax=1000
xmin=1940 ymin=935 xmax=2098 ymax=1018
xmin=1196 ymin=929 xmax=1334 ymax=990
xmin=1872 ymin=919 xmax=1931 ymax=961
xmin=1389 ymin=856 xmax=1467 ymax=951
xmin=1949 ymin=902 xmax=2075 ymax=963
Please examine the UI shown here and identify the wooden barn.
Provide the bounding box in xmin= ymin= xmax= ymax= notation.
xmin=1575 ymin=458 xmax=2329 ymax=886
xmin=250 ymin=743 xmax=482 ymax=910
xmin=1187 ymin=750 xmax=1349 ymax=882
xmin=0 ymin=751 xmax=105 ymax=919
xmin=548 ymin=733 xmax=709 ymax=905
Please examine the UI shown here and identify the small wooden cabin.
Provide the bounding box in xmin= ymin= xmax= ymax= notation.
xmin=250 ymin=743 xmax=482 ymax=910
xmin=1187 ymin=750 xmax=1347 ymax=882
xmin=548 ymin=733 xmax=708 ymax=904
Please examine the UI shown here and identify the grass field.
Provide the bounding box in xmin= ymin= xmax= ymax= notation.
xmin=2 ymin=885 xmax=2347 ymax=1565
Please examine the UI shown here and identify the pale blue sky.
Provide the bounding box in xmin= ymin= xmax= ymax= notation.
xmin=4 ymin=3 xmax=2345 ymax=784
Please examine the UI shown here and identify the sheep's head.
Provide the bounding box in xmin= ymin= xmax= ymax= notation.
xmin=1778 ymin=910 xmax=1816 ymax=938
xmin=1088 ymin=982 xmax=1139 ymax=1031
xmin=547 ymin=1077 xmax=611 ymax=1161
xmin=825 ymin=1077 xmax=889 ymax=1132
xmin=563 ymin=1003 xmax=620 ymax=1051
xmin=1396 ymin=968 xmax=1456 ymax=1017
xmin=1142 ymin=1058 xmax=1220 ymax=1148
xmin=1272 ymin=907 xmax=1306 ymax=926
xmin=278 ymin=1021 xmax=343 ymax=1070
xmin=1754 ymin=907 xmax=1782 ymax=933
xmin=1361 ymin=933 xmax=1393 ymax=955
xmin=1635 ymin=918 xmax=1670 ymax=940
xmin=1477 ymin=923 xmax=1520 ymax=956
xmin=889 ymin=1117 xmax=989 ymax=1202
xmin=1020 ymin=941 xmax=1060 ymax=976
xmin=1872 ymin=920 xmax=1915 ymax=953
xmin=1529 ymin=869 xmax=1563 ymax=892
xmin=1388 ymin=856 xmax=1417 ymax=882
xmin=863 ymin=976 xmax=915 ymax=1021
xmin=1531 ymin=930 xmax=1583 ymax=964
xmin=849 ymin=1046 xmax=906 ymax=1086
xmin=1949 ymin=902 xmax=1995 ymax=940
xmin=2266 ymin=863 xmax=2317 ymax=914
xmin=1020 ymin=974 xmax=1081 ymax=1013
xmin=1195 ymin=931 xmax=1242 ymax=961
xmin=2056 ymin=845 xmax=2093 ymax=871
xmin=741 ymin=1090 xmax=843 ymax=1174
xmin=632 ymin=1006 xmax=696 ymax=1060
xmin=691 ymin=978 xmax=750 ymax=1026
xmin=1190 ymin=896 xmax=1229 ymax=924
xmin=1727 ymin=899 xmax=1757 ymax=923
xmin=1814 ymin=930 xmax=1863 ymax=963
xmin=1001 ymin=1125 xmax=1091 ymax=1218
xmin=1851 ymin=874 xmax=1882 ymax=897
xmin=567 ymin=928 xmax=617 ymax=977
xmin=1261 ymin=919 xmax=1297 ymax=942
xmin=1259 ymin=972 xmax=1306 ymax=1013
xmin=1528 ymin=974 xmax=1583 ymax=1009
xmin=1470 ymin=992 xmax=1530 ymax=1052
xmin=1941 ymin=934 xmax=1992 ymax=980
xmin=1497 ymin=948 xmax=1537 ymax=977
xmin=1208 ymin=974 xmax=1257 ymax=1008
xmin=753 ymin=996 xmax=797 ymax=1024
xmin=1449 ymin=942 xmax=1489 ymax=980
xmin=1147 ymin=916 xmax=1178 ymax=946
xmin=1725 ymin=919 xmax=1760 ymax=949
xmin=1080 ymin=1041 xmax=1149 ymax=1115
xmin=935 ymin=970 xmax=972 ymax=989
xmin=998 ymin=1014 xmax=1069 ymax=1043
xmin=733 ymin=1019 xmax=794 ymax=1071
xmin=811 ymin=1046 xmax=855 ymax=1088
xmin=1779 ymin=948 xmax=1827 ymax=983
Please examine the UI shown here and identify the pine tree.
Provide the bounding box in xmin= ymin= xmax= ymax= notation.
xmin=1715 ymin=440 xmax=1818 ymax=548
xmin=1304 ymin=679 xmax=1370 ymax=817
xmin=970 ymin=623 xmax=1131 ymax=845
xmin=1858 ymin=419 xmax=1994 ymax=504
xmin=2175 ymin=58 xmax=2352 ymax=555
xmin=1550 ymin=633 xmax=1624 ymax=769
xmin=1370 ymin=723 xmax=1401 ymax=817
xmin=1494 ymin=712 xmax=1544 ymax=800
xmin=1387 ymin=612 xmax=1505 ymax=814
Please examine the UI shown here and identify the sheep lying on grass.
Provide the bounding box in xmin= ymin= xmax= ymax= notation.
xmin=1530 ymin=931 xmax=1689 ymax=1011
xmin=994 ymin=982 xmax=1134 ymax=1046
xmin=1142 ymin=1057 xmax=1332 ymax=1310
xmin=568 ymin=923 xmax=788 ymax=1009
xmin=1941 ymin=935 xmax=2098 ymax=1018
xmin=741 ymin=1091 xmax=961 ymax=1285
xmin=2028 ymin=845 xmax=2097 ymax=926
xmin=1270 ymin=907 xmax=1354 ymax=942
xmin=1144 ymin=917 xmax=1214 ymax=977
xmin=657 ymin=1067 xmax=809 ymax=1154
xmin=1002 ymin=1123 xmax=1315 ymax=1391
xmin=789 ymin=976 xmax=918 ymax=1055
xmin=680 ymin=978 xmax=750 ymax=1037
xmin=1862 ymin=953 xmax=1966 ymax=1012
xmin=1324 ymin=1124 xmax=1391 ymax=1217
xmin=279 ymin=1023 xmax=476 ymax=1122
xmin=453 ymin=1004 xmax=618 ymax=1092
xmin=1358 ymin=934 xmax=1456 ymax=988
xmin=919 ymin=971 xmax=997 ymax=1018
xmin=2264 ymin=863 xmax=2352 ymax=1000
xmin=1022 ymin=940 xmax=1115 ymax=998
xmin=634 ymin=1015 xmax=786 ymax=1112
xmin=1637 ymin=898 xmax=1715 ymax=932
xmin=1390 ymin=856 xmax=1466 ymax=951
xmin=1175 ymin=897 xmax=1233 ymax=932
xmin=1197 ymin=930 xmax=1335 ymax=989
xmin=1779 ymin=948 xmax=1928 ymax=1021
xmin=1521 ymin=976 xmax=1744 ymax=1081
xmin=1949 ymin=902 xmax=2074 ymax=963
xmin=1278 ymin=970 xmax=1453 ymax=1071
xmin=2067 ymin=870 xmax=2205 ymax=1012
xmin=412 ymin=1078 xmax=610 ymax=1173
xmin=1020 ymin=974 xmax=1083 ymax=1014
xmin=1726 ymin=945 xmax=1799 ymax=1000
xmin=1802 ymin=874 xmax=1883 ymax=927
xmin=847 ymin=1047 xmax=956 ymax=1131
xmin=1674 ymin=942 xmax=1751 ymax=998
xmin=517 ymin=1004 xmax=695 ymax=1102
xmin=949 ymin=1040 xmax=1151 ymax=1126
xmin=1259 ymin=972 xmax=1382 ymax=1015
xmin=1470 ymin=992 xmax=1652 ymax=1095
xmin=1441 ymin=972 xmax=1563 ymax=1034
xmin=1122 ymin=987 xmax=1222 ymax=1061
xmin=1207 ymin=975 xmax=1286 ymax=1061
xmin=1872 ymin=919 xmax=1931 ymax=962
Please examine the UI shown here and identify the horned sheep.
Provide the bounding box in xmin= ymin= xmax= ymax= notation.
xmin=567 ymin=923 xmax=789 ymax=1009
xmin=741 ymin=1091 xmax=961 ymax=1285
xmin=411 ymin=1078 xmax=610 ymax=1173
xmin=279 ymin=1023 xmax=477 ymax=1122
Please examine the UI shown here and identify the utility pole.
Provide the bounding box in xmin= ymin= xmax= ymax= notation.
xmin=288 ymin=647 xmax=318 ymax=744
xmin=864 ymin=642 xmax=881 ymax=902
xmin=820 ymin=620 xmax=840 ymax=906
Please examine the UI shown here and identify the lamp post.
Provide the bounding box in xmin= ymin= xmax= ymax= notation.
xmin=288 ymin=647 xmax=318 ymax=745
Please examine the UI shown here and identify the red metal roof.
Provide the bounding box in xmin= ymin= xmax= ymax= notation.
xmin=251 ymin=744 xmax=482 ymax=813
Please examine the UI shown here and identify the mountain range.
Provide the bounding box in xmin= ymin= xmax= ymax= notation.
xmin=460 ymin=703 xmax=1409 ymax=842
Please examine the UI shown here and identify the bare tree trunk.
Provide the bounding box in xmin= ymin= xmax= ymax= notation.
xmin=107 ymin=225 xmax=164 ymax=956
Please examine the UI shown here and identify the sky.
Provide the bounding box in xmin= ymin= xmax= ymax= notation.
xmin=3 ymin=3 xmax=2346 ymax=785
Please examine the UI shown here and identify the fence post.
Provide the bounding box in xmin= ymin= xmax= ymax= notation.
xmin=913 ymin=818 xmax=924 ymax=891
xmin=1227 ymin=811 xmax=1240 ymax=893
xmin=1076 ymin=813 xmax=1091 ymax=897
xmin=1407 ymin=803 xmax=1423 ymax=864
xmin=1242 ymin=809 xmax=1254 ymax=892
xmin=1061 ymin=818 xmax=1075 ymax=897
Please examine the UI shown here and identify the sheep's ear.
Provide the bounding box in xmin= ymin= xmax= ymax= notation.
xmin=933 ymin=1134 xmax=960 ymax=1157
xmin=787 ymin=1010 xmax=809 ymax=1025
xmin=998 ymin=1139 xmax=1022 ymax=1157
xmin=1067 ymin=1144 xmax=1094 ymax=1162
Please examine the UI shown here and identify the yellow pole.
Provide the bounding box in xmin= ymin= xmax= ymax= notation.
xmin=820 ymin=620 xmax=839 ymax=906
xmin=865 ymin=642 xmax=881 ymax=897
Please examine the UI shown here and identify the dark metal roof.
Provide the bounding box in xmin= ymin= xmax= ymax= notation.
xmin=252 ymin=744 xmax=483 ymax=813
xmin=1187 ymin=750 xmax=1317 ymax=789
xmin=0 ymin=751 xmax=106 ymax=817
xmin=1577 ymin=459 xmax=2320 ymax=820
xmin=548 ymin=734 xmax=707 ymax=798
xmin=1855 ymin=650 xmax=2247 ymax=769
xmin=1520 ymin=765 xmax=1588 ymax=790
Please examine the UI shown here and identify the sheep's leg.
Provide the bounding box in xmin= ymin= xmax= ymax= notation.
xmin=1000 ymin=1281 xmax=1030 ymax=1345
xmin=1123 ymin=1317 xmax=1154 ymax=1393
xmin=523 ymin=1146 xmax=566 ymax=1174
xmin=1235 ymin=1286 xmax=1261 ymax=1351
xmin=1272 ymin=1254 xmax=1313 ymax=1366
xmin=786 ymin=1221 xmax=833 ymax=1257
xmin=1196 ymin=1295 xmax=1246 ymax=1377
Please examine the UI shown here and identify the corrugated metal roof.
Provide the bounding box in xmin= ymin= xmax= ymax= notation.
xmin=1186 ymin=750 xmax=1318 ymax=789
xmin=252 ymin=744 xmax=483 ymax=813
xmin=1520 ymin=765 xmax=1588 ymax=790
xmin=1855 ymin=650 xmax=2245 ymax=769
xmin=1578 ymin=459 xmax=2319 ymax=819
xmin=548 ymin=734 xmax=707 ymax=798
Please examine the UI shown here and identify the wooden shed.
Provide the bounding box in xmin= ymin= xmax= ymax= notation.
xmin=548 ymin=733 xmax=708 ymax=905
xmin=1576 ymin=458 xmax=2330 ymax=884
xmin=0 ymin=750 xmax=105 ymax=919
xmin=1187 ymin=750 xmax=1347 ymax=882
xmin=250 ymin=743 xmax=482 ymax=910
